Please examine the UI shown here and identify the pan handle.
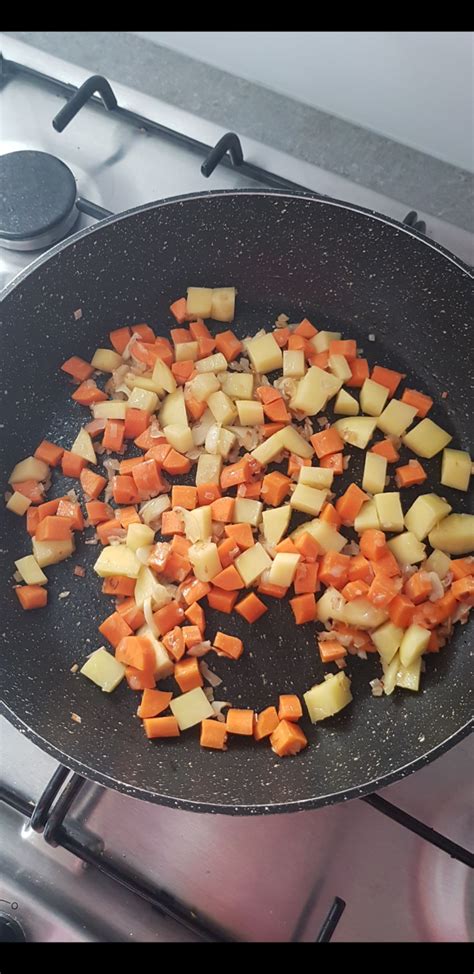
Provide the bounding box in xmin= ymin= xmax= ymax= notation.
xmin=76 ymin=197 xmax=113 ymax=221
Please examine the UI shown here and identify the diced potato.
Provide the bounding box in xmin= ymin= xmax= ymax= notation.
xmin=269 ymin=552 xmax=300 ymax=587
xmin=159 ymin=388 xmax=188 ymax=427
xmin=290 ymin=484 xmax=327 ymax=516
xmin=211 ymin=287 xmax=236 ymax=322
xmin=423 ymin=548 xmax=451 ymax=579
xmin=33 ymin=536 xmax=75 ymax=568
xmin=220 ymin=372 xmax=254 ymax=400
xmin=304 ymin=672 xmax=352 ymax=722
xmin=334 ymin=388 xmax=359 ymax=416
xmin=188 ymin=541 xmax=222 ymax=581
xmin=262 ymin=505 xmax=291 ymax=545
xmin=170 ymin=686 xmax=214 ymax=730
xmin=328 ymin=354 xmax=352 ymax=382
xmin=9 ymin=456 xmax=49 ymax=484
xmin=292 ymin=518 xmax=346 ymax=553
xmin=246 ymin=333 xmax=283 ymax=373
xmin=15 ymin=555 xmax=48 ymax=585
xmin=280 ymin=426 xmax=314 ymax=459
xmin=233 ymin=497 xmax=263 ymax=526
xmin=387 ymin=532 xmax=426 ymax=566
xmin=91 ymin=348 xmax=123 ymax=372
xmin=175 ymin=341 xmax=199 ymax=362
xmin=374 ymin=492 xmax=404 ymax=533
xmin=283 ymin=349 xmax=306 ymax=377
xmin=207 ymin=391 xmax=237 ymax=426
xmin=362 ymin=452 xmax=387 ymax=494
xmin=195 ymin=453 xmax=222 ymax=486
xmin=71 ymin=428 xmax=96 ymax=464
xmin=371 ymin=621 xmax=404 ymax=664
xmin=152 ymin=357 xmax=177 ymax=394
xmin=163 ymin=423 xmax=193 ymax=453
xmin=235 ymin=542 xmax=272 ymax=586
xmin=128 ymin=387 xmax=159 ymax=414
xmin=195 ymin=352 xmax=228 ymax=374
xmin=404 ymin=493 xmax=452 ymax=541
xmin=291 ymin=366 xmax=341 ymax=415
xmin=359 ymin=378 xmax=389 ymax=417
xmin=354 ymin=499 xmax=381 ymax=533
xmin=125 ymin=373 xmax=162 ymax=394
xmin=299 ymin=466 xmax=334 ymax=488
xmin=126 ymin=523 xmax=155 ymax=551
xmin=136 ymin=628 xmax=175 ymax=679
xmin=205 ymin=425 xmax=236 ymax=458
xmin=93 ymin=544 xmax=141 ymax=579
xmin=403 ymin=418 xmax=452 ymax=458
xmin=343 ymin=597 xmax=388 ymax=629
xmin=376 ymin=400 xmax=418 ymax=437
xmin=183 ymin=505 xmax=212 ymax=543
xmin=333 ymin=417 xmax=377 ymax=449
xmin=236 ymin=400 xmax=264 ymax=425
xmin=441 ymin=448 xmax=471 ymax=492
xmin=251 ymin=430 xmax=286 ymax=465
xmin=92 ymin=401 xmax=127 ymax=420
xmin=190 ymin=373 xmax=221 ymax=403
xmin=310 ymin=330 xmax=341 ymax=353
xmin=428 ymin=514 xmax=474 ymax=555
xmin=396 ymin=658 xmax=421 ymax=691
xmin=186 ymin=287 xmax=213 ymax=319
xmin=399 ymin=624 xmax=430 ymax=668
xmin=6 ymin=492 xmax=31 ymax=515
xmin=382 ymin=652 xmax=400 ymax=696
xmin=134 ymin=566 xmax=171 ymax=609
xmin=316 ymin=586 xmax=347 ymax=623
xmin=80 ymin=648 xmax=125 ymax=692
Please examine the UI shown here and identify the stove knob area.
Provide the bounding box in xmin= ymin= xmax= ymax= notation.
xmin=0 ymin=912 xmax=26 ymax=942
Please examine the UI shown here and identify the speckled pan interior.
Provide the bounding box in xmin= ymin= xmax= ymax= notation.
xmin=0 ymin=190 xmax=472 ymax=814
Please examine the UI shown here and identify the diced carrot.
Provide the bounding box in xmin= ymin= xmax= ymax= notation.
xmin=147 ymin=542 xmax=170 ymax=574
xmin=213 ymin=631 xmax=244 ymax=660
xmin=329 ymin=339 xmax=357 ymax=359
xmin=371 ymin=549 xmax=401 ymax=578
xmin=124 ymin=408 xmax=151 ymax=442
xmin=263 ymin=398 xmax=290 ymax=423
xmin=346 ymin=358 xmax=369 ymax=387
xmin=143 ymin=716 xmax=180 ymax=738
xmin=260 ymin=471 xmax=291 ymax=506
xmin=319 ymin=551 xmax=350 ymax=589
xmin=171 ymin=485 xmax=197 ymax=510
xmin=451 ymin=576 xmax=474 ymax=604
xmin=15 ymin=585 xmax=48 ymax=610
xmin=207 ymin=587 xmax=239 ymax=613
xmin=170 ymin=297 xmax=187 ymax=324
xmin=411 ymin=602 xmax=443 ymax=630
xmin=174 ymin=657 xmax=203 ymax=693
xmin=270 ymin=720 xmax=307 ymax=757
xmin=257 ymin=579 xmax=288 ymax=598
xmin=161 ymin=510 xmax=184 ymax=536
xmin=287 ymin=454 xmax=311 ymax=479
xmin=294 ymin=531 xmax=321 ymax=562
xmin=287 ymin=334 xmax=307 ymax=351
xmin=278 ymin=694 xmax=303 ymax=722
xmin=132 ymin=460 xmax=167 ymax=500
xmin=348 ymin=555 xmax=374 ymax=583
xmin=197 ymin=336 xmax=216 ymax=359
xmin=273 ymin=327 xmax=290 ymax=348
xmin=319 ymin=502 xmax=342 ymax=529
xmin=37 ymin=498 xmax=62 ymax=520
xmin=195 ymin=484 xmax=220 ymax=508
xmin=371 ymin=365 xmax=405 ymax=398
xmin=360 ymin=529 xmax=387 ymax=562
xmin=215 ymin=329 xmax=243 ymax=362
xmin=275 ymin=538 xmax=299 ymax=554
xmin=401 ymin=388 xmax=433 ymax=418
xmin=110 ymin=326 xmax=132 ymax=354
xmin=137 ymin=689 xmax=173 ymax=719
xmin=212 ymin=565 xmax=244 ymax=591
xmin=171 ymin=360 xmax=195 ymax=384
xmin=294 ymin=562 xmax=319 ymax=594
xmin=220 ymin=460 xmax=248 ymax=491
xmin=154 ymin=338 xmax=174 ymax=368
xmin=80 ymin=468 xmax=107 ymax=500
xmin=35 ymin=516 xmax=73 ymax=542
xmin=132 ymin=323 xmax=155 ymax=343
xmin=130 ymin=341 xmax=160 ymax=368
xmin=170 ymin=327 xmax=192 ymax=345
xmin=26 ymin=508 xmax=40 ymax=535
xmin=96 ymin=519 xmax=122 ymax=544
xmin=335 ymin=483 xmax=368 ymax=525
xmin=189 ymin=318 xmax=214 ymax=343
xmin=226 ymin=709 xmax=254 ymax=735
xmin=144 ymin=443 xmax=172 ymax=466
xmin=295 ymin=317 xmax=318 ymax=338
xmin=254 ymin=706 xmax=279 ymax=741
xmin=98 ymin=611 xmax=133 ymax=647
xmin=341 ymin=579 xmax=370 ymax=601
xmin=61 ymin=451 xmax=88 ymax=479
xmin=318 ymin=638 xmax=347 ymax=662
xmin=224 ymin=523 xmax=254 ymax=550
xmin=162 ymin=626 xmax=186 ymax=661
xmin=450 ymin=559 xmax=474 ymax=580
xmin=135 ymin=430 xmax=165 ymax=455
xmin=370 ymin=439 xmax=400 ymax=463
xmin=115 ymin=635 xmax=155 ymax=671
xmin=310 ymin=427 xmax=344 ymax=458
xmin=113 ymin=475 xmax=140 ymax=505
xmin=56 ymin=498 xmax=84 ymax=531
xmin=171 ymin=534 xmax=191 ymax=557
xmin=217 ymin=536 xmax=240 ymax=568
xmin=210 ymin=497 xmax=235 ymax=523
xmin=179 ymin=576 xmax=211 ymax=606
xmin=126 ymin=664 xmax=154 ymax=689
xmin=34 ymin=440 xmax=63 ymax=467
xmin=320 ymin=453 xmax=344 ymax=474
xmin=153 ymin=600 xmax=185 ymax=635
xmin=256 ymin=385 xmax=281 ymax=403
xmin=119 ymin=457 xmax=143 ymax=475
xmin=102 ymin=419 xmax=125 ymax=452
xmin=162 ymin=449 xmax=192 ymax=476
xmin=71 ymin=380 xmax=108 ymax=406
xmin=307 ymin=350 xmax=329 ymax=369
xmin=162 ymin=551 xmax=191 ymax=583
xmin=427 ymin=631 xmax=441 ymax=653
xmin=235 ymin=592 xmax=268 ymax=623
xmin=102 ymin=576 xmax=136 ymax=597
xmin=61 ymin=356 xmax=94 ymax=382
xmin=289 ymin=593 xmax=316 ymax=624
xmin=116 ymin=506 xmax=140 ymax=528
xmin=404 ymin=571 xmax=433 ymax=605
xmin=116 ymin=599 xmax=145 ymax=631
xmin=261 ymin=422 xmax=287 ymax=438
xmin=236 ymin=480 xmax=262 ymax=499
xmin=367 ymin=573 xmax=400 ymax=608
xmin=431 ymin=590 xmax=458 ymax=622
xmin=185 ymin=395 xmax=207 ymax=421
xmin=181 ymin=625 xmax=203 ymax=649
xmin=395 ymin=461 xmax=427 ymax=488
xmin=184 ymin=601 xmax=205 ymax=631
xmin=200 ymin=720 xmax=227 ymax=750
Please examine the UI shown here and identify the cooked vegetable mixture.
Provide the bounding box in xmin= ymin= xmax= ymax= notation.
xmin=7 ymin=287 xmax=474 ymax=756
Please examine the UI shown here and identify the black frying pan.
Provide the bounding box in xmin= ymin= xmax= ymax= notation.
xmin=0 ymin=190 xmax=472 ymax=814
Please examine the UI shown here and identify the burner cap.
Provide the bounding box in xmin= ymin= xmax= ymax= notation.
xmin=0 ymin=150 xmax=78 ymax=251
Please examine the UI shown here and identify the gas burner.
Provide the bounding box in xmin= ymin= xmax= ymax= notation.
xmin=0 ymin=150 xmax=78 ymax=251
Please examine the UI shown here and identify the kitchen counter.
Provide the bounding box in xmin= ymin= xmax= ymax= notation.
xmin=6 ymin=30 xmax=473 ymax=233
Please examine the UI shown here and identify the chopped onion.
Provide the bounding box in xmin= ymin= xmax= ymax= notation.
xmin=188 ymin=640 xmax=212 ymax=658
xmin=109 ymin=532 xmax=127 ymax=545
xmin=66 ymin=489 xmax=78 ymax=502
xmin=427 ymin=572 xmax=444 ymax=602
xmin=103 ymin=458 xmax=120 ymax=478
xmin=144 ymin=596 xmax=160 ymax=637
xmin=203 ymin=686 xmax=215 ymax=702
xmin=13 ymin=570 xmax=22 ymax=582
xmin=192 ymin=409 xmax=215 ymax=446
xmin=122 ymin=331 xmax=139 ymax=360
xmin=370 ymin=678 xmax=384 ymax=697
xmin=200 ymin=660 xmax=223 ymax=685
xmin=140 ymin=494 xmax=170 ymax=526
xmin=136 ymin=545 xmax=154 ymax=565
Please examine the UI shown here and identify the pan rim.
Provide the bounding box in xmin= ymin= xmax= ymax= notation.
xmin=1 ymin=187 xmax=472 ymax=814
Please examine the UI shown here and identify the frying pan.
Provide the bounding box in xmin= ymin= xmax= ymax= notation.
xmin=0 ymin=190 xmax=472 ymax=814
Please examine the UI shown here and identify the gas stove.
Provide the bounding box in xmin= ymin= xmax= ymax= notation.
xmin=0 ymin=34 xmax=472 ymax=944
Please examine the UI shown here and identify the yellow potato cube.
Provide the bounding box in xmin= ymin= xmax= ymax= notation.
xmin=195 ymin=453 xmax=222 ymax=486
xmin=423 ymin=548 xmax=451 ymax=578
xmin=183 ymin=505 xmax=212 ymax=542
xmin=261 ymin=505 xmax=291 ymax=545
xmin=246 ymin=333 xmax=283 ymax=373
xmin=235 ymin=542 xmax=272 ymax=586
xmin=71 ymin=428 xmax=97 ymax=464
xmin=195 ymin=352 xmax=228 ymax=374
xmin=387 ymin=532 xmax=426 ymax=566
xmin=269 ymin=552 xmax=300 ymax=587
xmin=334 ymin=389 xmax=359 ymax=416
xmin=126 ymin=522 xmax=155 ymax=551
xmin=280 ymin=426 xmax=314 ymax=458
xmin=14 ymin=555 xmax=47 ymax=585
xmin=92 ymin=401 xmax=127 ymax=420
xmin=128 ymin=387 xmax=159 ymax=414
xmin=205 ymin=426 xmax=236 ymax=458
xmin=6 ymin=491 xmax=31 ymax=515
xmin=428 ymin=514 xmax=474 ymax=555
xmin=403 ymin=418 xmax=452 ymax=458
xmin=170 ymin=687 xmax=214 ymax=730
xmin=291 ymin=366 xmax=341 ymax=415
xmin=362 ymin=452 xmax=387 ymax=494
xmin=188 ymin=541 xmax=222 ymax=581
xmin=371 ymin=621 xmax=404 ymax=664
xmin=233 ymin=498 xmax=263 ymax=526
xmin=190 ymin=372 xmax=221 ymax=402
xmin=125 ymin=373 xmax=162 ymax=395
xmin=354 ymin=499 xmax=381 ymax=533
xmin=251 ymin=430 xmax=286 ymax=465
xmin=93 ymin=544 xmax=140 ymax=579
xmin=159 ymin=388 xmax=188 ymax=427
xmin=333 ymin=416 xmax=377 ymax=449
xmin=134 ymin=567 xmax=171 ymax=610
xmin=9 ymin=456 xmax=49 ymax=484
xmin=359 ymin=378 xmax=389 ymax=416
xmin=174 ymin=341 xmax=199 ymax=362
xmin=283 ymin=349 xmax=306 ymax=377
xmin=32 ymin=537 xmax=75 ymax=568
xmin=186 ymin=287 xmax=213 ymax=319
xmin=152 ymin=357 xmax=176 ymax=393
xmin=292 ymin=518 xmax=346 ymax=553
xmin=236 ymin=400 xmax=264 ymax=425
xmin=441 ymin=448 xmax=471 ymax=491
xmin=399 ymin=624 xmax=430 ymax=668
xmin=396 ymin=657 xmax=421 ymax=692
xmin=211 ymin=287 xmax=236 ymax=322
xmin=290 ymin=484 xmax=327 ymax=516
xmin=328 ymin=354 xmax=352 ymax=382
xmin=404 ymin=493 xmax=452 ymax=541
xmin=309 ymin=330 xmax=341 ymax=353
xmin=298 ymin=466 xmax=334 ymax=488
xmin=207 ymin=391 xmax=237 ymax=426
xmin=376 ymin=399 xmax=418 ymax=436
xmin=316 ymin=586 xmax=347 ymax=623
xmin=80 ymin=648 xmax=125 ymax=693
xmin=374 ymin=492 xmax=404 ymax=532
xmin=304 ymin=672 xmax=352 ymax=722
xmin=91 ymin=348 xmax=123 ymax=372
xmin=163 ymin=423 xmax=193 ymax=453
xmin=220 ymin=372 xmax=254 ymax=399
xmin=343 ymin=598 xmax=388 ymax=629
